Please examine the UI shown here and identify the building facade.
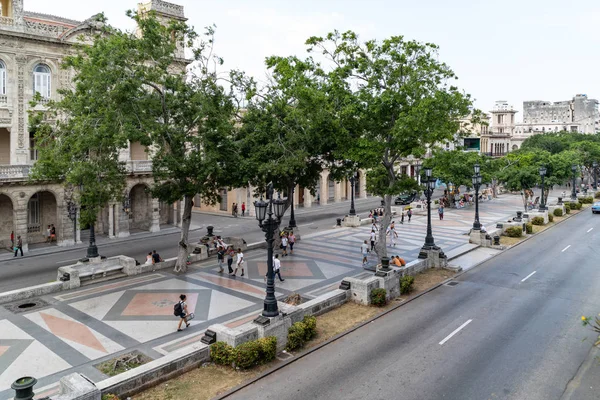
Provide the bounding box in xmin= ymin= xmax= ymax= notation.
xmin=480 ymin=101 xmax=517 ymax=157
xmin=0 ymin=0 xmax=184 ymax=252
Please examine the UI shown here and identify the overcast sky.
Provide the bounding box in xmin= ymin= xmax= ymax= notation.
xmin=26 ymin=0 xmax=600 ymax=121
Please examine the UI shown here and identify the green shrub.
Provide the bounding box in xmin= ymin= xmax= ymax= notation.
xmin=565 ymin=203 xmax=571 ymax=213
xmin=210 ymin=341 xmax=234 ymax=366
xmin=526 ymin=222 xmax=533 ymax=234
xmin=256 ymin=336 xmax=277 ymax=363
xmin=370 ymin=288 xmax=387 ymax=307
xmin=302 ymin=315 xmax=317 ymax=341
xmin=505 ymin=226 xmax=523 ymax=238
xmin=553 ymin=208 xmax=563 ymax=217
xmin=548 ymin=214 xmax=554 ymax=223
xmin=400 ymin=275 xmax=415 ymax=295
xmin=232 ymin=340 xmax=261 ymax=369
xmin=595 ymin=192 xmax=600 ymax=199
xmin=286 ymin=322 xmax=307 ymax=351
xmin=582 ymin=196 xmax=594 ymax=204
xmin=575 ymin=202 xmax=583 ymax=210
xmin=531 ymin=216 xmax=544 ymax=225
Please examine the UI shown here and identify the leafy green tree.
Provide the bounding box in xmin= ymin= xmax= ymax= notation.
xmin=32 ymin=13 xmax=237 ymax=272
xmin=423 ymin=150 xmax=493 ymax=192
xmin=306 ymin=31 xmax=473 ymax=257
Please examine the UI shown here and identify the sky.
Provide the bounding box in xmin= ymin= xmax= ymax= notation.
xmin=26 ymin=0 xmax=600 ymax=121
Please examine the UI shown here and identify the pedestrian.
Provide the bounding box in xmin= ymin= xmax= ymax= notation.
xmin=387 ymin=221 xmax=398 ymax=246
xmin=370 ymin=229 xmax=376 ymax=251
xmin=288 ymin=231 xmax=296 ymax=255
xmin=145 ymin=251 xmax=153 ymax=265
xmin=232 ymin=203 xmax=238 ymax=217
xmin=232 ymin=248 xmax=245 ymax=277
xmin=407 ymin=208 xmax=412 ymax=222
xmin=266 ymin=254 xmax=285 ymax=282
xmin=216 ymin=246 xmax=225 ymax=273
xmin=45 ymin=225 xmax=51 ymax=243
xmin=438 ymin=205 xmax=444 ymax=220
xmin=400 ymin=210 xmax=405 ymax=224
xmin=10 ymin=230 xmax=14 ymax=248
xmin=241 ymin=202 xmax=246 ymax=217
xmin=226 ymin=246 xmax=235 ymax=274
xmin=50 ymin=224 xmax=56 ymax=242
xmin=361 ymin=240 xmax=369 ymax=266
xmin=151 ymin=250 xmax=163 ymax=264
xmin=14 ymin=235 xmax=23 ymax=257
xmin=281 ymin=234 xmax=288 ymax=256
xmin=174 ymin=294 xmax=191 ymax=332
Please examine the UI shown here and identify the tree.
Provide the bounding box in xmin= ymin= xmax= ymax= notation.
xmin=32 ymin=12 xmax=238 ymax=272
xmin=423 ymin=150 xmax=493 ymax=192
xmin=307 ymin=31 xmax=473 ymax=258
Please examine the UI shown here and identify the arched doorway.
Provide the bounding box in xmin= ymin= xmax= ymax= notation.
xmin=159 ymin=201 xmax=174 ymax=226
xmin=129 ymin=184 xmax=152 ymax=232
xmin=0 ymin=194 xmax=13 ymax=249
xmin=27 ymin=191 xmax=58 ymax=245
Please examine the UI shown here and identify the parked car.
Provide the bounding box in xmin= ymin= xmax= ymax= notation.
xmin=394 ymin=191 xmax=418 ymax=205
xmin=592 ymin=201 xmax=600 ymax=214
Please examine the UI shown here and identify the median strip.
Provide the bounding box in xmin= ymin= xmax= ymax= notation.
xmin=439 ymin=319 xmax=472 ymax=345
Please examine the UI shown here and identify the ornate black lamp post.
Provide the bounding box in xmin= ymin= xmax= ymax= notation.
xmin=288 ymin=186 xmax=297 ymax=228
xmin=593 ymin=161 xmax=598 ymax=191
xmin=472 ymin=163 xmax=482 ymax=230
xmin=418 ymin=167 xmax=438 ymax=259
xmin=571 ymin=164 xmax=578 ymax=200
xmin=67 ymin=201 xmax=77 ymax=244
xmin=349 ymin=174 xmax=356 ymax=216
xmin=254 ymin=184 xmax=287 ymax=318
xmin=539 ymin=166 xmax=547 ymax=210
xmin=79 ymin=183 xmax=99 ymax=261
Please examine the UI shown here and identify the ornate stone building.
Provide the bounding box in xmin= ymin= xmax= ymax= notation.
xmin=0 ymin=0 xmax=184 ymax=252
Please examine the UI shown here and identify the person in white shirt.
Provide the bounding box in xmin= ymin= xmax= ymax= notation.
xmin=232 ymin=248 xmax=245 ymax=277
xmin=370 ymin=230 xmax=376 ymax=251
xmin=281 ymin=234 xmax=289 ymax=256
xmin=273 ymin=254 xmax=285 ymax=282
xmin=361 ymin=240 xmax=369 ymax=265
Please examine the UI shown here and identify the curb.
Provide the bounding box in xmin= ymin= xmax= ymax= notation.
xmin=216 ymin=207 xmax=588 ymax=399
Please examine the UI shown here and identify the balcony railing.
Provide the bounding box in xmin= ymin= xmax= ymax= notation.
xmin=0 ymin=165 xmax=31 ymax=181
xmin=0 ymin=95 xmax=7 ymax=106
xmin=126 ymin=160 xmax=153 ymax=173
xmin=0 ymin=16 xmax=14 ymax=26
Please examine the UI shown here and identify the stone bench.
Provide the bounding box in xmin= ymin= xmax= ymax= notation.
xmin=57 ymin=255 xmax=136 ymax=290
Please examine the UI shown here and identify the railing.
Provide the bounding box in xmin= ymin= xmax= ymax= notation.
xmin=0 ymin=16 xmax=14 ymax=26
xmin=126 ymin=160 xmax=153 ymax=173
xmin=0 ymin=165 xmax=31 ymax=181
xmin=0 ymin=95 xmax=7 ymax=105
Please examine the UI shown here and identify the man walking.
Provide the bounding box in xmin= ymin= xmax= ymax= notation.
xmin=14 ymin=235 xmax=23 ymax=257
xmin=438 ymin=205 xmax=444 ymax=220
xmin=370 ymin=229 xmax=376 ymax=252
xmin=266 ymin=254 xmax=285 ymax=282
xmin=232 ymin=248 xmax=245 ymax=277
xmin=407 ymin=208 xmax=412 ymax=222
xmin=216 ymin=246 xmax=225 ymax=273
xmin=361 ymin=240 xmax=369 ymax=266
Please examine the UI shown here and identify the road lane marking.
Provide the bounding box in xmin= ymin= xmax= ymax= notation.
xmin=562 ymin=245 xmax=571 ymax=252
xmin=587 ymin=228 xmax=594 ymax=233
xmin=521 ymin=271 xmax=537 ymax=282
xmin=439 ymin=319 xmax=473 ymax=345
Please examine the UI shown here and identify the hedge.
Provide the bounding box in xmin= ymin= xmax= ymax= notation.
xmin=286 ymin=315 xmax=318 ymax=351
xmin=370 ymin=288 xmax=387 ymax=307
xmin=553 ymin=208 xmax=563 ymax=217
xmin=400 ymin=276 xmax=415 ymax=295
xmin=531 ymin=216 xmax=544 ymax=225
xmin=505 ymin=226 xmax=523 ymax=237
xmin=211 ymin=336 xmax=277 ymax=369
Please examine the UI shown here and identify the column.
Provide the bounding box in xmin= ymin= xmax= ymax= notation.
xmin=150 ymin=198 xmax=160 ymax=232
xmin=303 ymin=188 xmax=312 ymax=208
xmin=359 ymin=171 xmax=368 ymax=198
xmin=334 ymin=181 xmax=342 ymax=203
xmin=57 ymin=205 xmax=73 ymax=247
xmin=108 ymin=204 xmax=115 ymax=239
xmin=117 ymin=206 xmax=130 ymax=238
xmin=320 ymin=174 xmax=328 ymax=205
xmin=293 ymin=185 xmax=299 ymax=206
xmin=173 ymin=201 xmax=179 ymax=227
xmin=14 ymin=204 xmax=28 ymax=253
xmin=76 ymin=208 xmax=81 ymax=243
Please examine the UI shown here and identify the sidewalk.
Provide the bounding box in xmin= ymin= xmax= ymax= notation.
xmin=0 ymin=194 xmax=524 ymax=399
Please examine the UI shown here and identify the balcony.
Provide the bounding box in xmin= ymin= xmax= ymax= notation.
xmin=0 ymin=16 xmax=14 ymax=26
xmin=126 ymin=160 xmax=153 ymax=174
xmin=0 ymin=165 xmax=31 ymax=181
xmin=0 ymin=95 xmax=7 ymax=106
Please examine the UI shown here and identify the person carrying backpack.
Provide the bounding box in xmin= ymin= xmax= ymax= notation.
xmin=407 ymin=208 xmax=412 ymax=222
xmin=174 ymin=294 xmax=191 ymax=332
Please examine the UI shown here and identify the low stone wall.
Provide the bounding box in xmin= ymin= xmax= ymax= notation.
xmin=298 ymin=289 xmax=349 ymax=317
xmin=0 ymin=281 xmax=64 ymax=305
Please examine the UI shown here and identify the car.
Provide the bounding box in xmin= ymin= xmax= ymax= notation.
xmin=592 ymin=201 xmax=600 ymax=214
xmin=394 ymin=191 xmax=418 ymax=205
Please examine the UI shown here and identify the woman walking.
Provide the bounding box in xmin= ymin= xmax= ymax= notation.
xmin=288 ymin=232 xmax=296 ymax=255
xmin=226 ymin=246 xmax=235 ymax=274
xmin=281 ymin=234 xmax=288 ymax=257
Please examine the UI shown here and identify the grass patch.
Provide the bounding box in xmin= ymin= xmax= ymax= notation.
xmin=97 ymin=351 xmax=151 ymax=377
xmin=500 ymin=235 xmax=526 ymax=246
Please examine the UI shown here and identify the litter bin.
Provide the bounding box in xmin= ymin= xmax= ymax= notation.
xmin=336 ymin=218 xmax=342 ymax=226
xmin=493 ymin=235 xmax=500 ymax=246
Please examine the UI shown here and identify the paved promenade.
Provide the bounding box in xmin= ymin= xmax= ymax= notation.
xmin=0 ymin=194 xmax=523 ymax=399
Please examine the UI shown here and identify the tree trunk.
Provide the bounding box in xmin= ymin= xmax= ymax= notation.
xmin=174 ymin=195 xmax=193 ymax=273
xmin=375 ymin=194 xmax=392 ymax=259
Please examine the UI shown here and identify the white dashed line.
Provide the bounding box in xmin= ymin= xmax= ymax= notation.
xmin=439 ymin=319 xmax=473 ymax=345
xmin=561 ymin=245 xmax=571 ymax=252
xmin=521 ymin=271 xmax=537 ymax=282
xmin=587 ymin=228 xmax=594 ymax=233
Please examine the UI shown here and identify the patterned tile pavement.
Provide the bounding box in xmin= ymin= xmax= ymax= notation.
xmin=0 ymin=194 xmax=524 ymax=399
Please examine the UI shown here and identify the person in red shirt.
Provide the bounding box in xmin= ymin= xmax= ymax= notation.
xmin=241 ymin=202 xmax=246 ymax=217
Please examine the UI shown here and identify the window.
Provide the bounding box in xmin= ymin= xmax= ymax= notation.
xmin=0 ymin=60 xmax=5 ymax=95
xmin=33 ymin=64 xmax=51 ymax=98
xmin=28 ymin=193 xmax=40 ymax=227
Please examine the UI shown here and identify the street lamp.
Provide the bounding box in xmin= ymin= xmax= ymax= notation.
xmin=254 ymin=183 xmax=286 ymax=318
xmin=78 ymin=183 xmax=99 ymax=261
xmin=418 ymin=167 xmax=438 ymax=259
xmin=349 ymin=174 xmax=356 ymax=216
xmin=571 ymin=164 xmax=578 ymax=200
xmin=472 ymin=163 xmax=482 ymax=230
xmin=122 ymin=196 xmax=131 ymax=215
xmin=593 ymin=161 xmax=598 ymax=191
xmin=539 ymin=166 xmax=547 ymax=210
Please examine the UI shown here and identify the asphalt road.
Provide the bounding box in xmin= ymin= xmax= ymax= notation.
xmin=226 ymin=209 xmax=600 ymax=400
xmin=0 ymin=197 xmax=384 ymax=293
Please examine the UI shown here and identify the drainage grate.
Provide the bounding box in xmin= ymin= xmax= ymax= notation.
xmin=4 ymin=298 xmax=51 ymax=314
xmin=445 ymin=281 xmax=460 ymax=287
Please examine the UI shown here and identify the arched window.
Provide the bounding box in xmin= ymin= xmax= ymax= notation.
xmin=33 ymin=64 xmax=51 ymax=98
xmin=0 ymin=60 xmax=5 ymax=95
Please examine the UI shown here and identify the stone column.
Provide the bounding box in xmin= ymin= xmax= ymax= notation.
xmin=108 ymin=204 xmax=115 ymax=239
xmin=15 ymin=55 xmax=27 ymax=164
xmin=303 ymin=188 xmax=312 ymax=208
xmin=178 ymin=201 xmax=185 ymax=228
xmin=117 ymin=206 xmax=130 ymax=238
xmin=150 ymin=198 xmax=160 ymax=232
xmin=14 ymin=200 xmax=28 ymax=253
xmin=76 ymin=208 xmax=81 ymax=243
xmin=334 ymin=181 xmax=342 ymax=203
xmin=58 ymin=205 xmax=74 ymax=247
xmin=359 ymin=171 xmax=368 ymax=198
xmin=320 ymin=174 xmax=328 ymax=205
